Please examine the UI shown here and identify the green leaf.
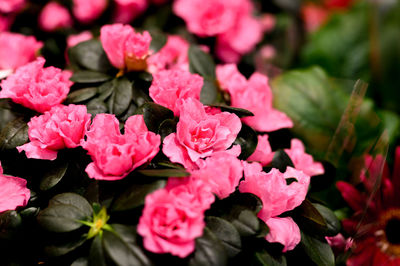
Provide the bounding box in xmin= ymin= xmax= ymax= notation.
xmin=98 ymin=80 xmax=116 ymax=101
xmin=313 ymin=203 xmax=341 ymax=236
xmin=37 ymin=204 xmax=88 ymax=232
xmin=205 ymin=216 xmax=241 ymax=258
xmin=200 ymin=79 xmax=219 ymax=105
xmin=67 ymin=87 xmax=98 ymax=103
xmin=70 ymin=71 xmax=112 ymax=83
xmin=300 ymin=231 xmax=335 ymax=266
xmin=0 ymin=211 xmax=22 ymax=237
xmin=268 ymin=150 xmax=294 ymax=173
xmin=0 ymin=117 xmax=28 ymax=150
xmin=149 ymin=30 xmax=167 ymax=53
xmin=89 ymin=235 xmax=107 ymax=266
xmin=107 ymin=78 xmax=133 ymax=116
xmin=294 ymin=199 xmax=327 ymax=235
xmin=209 ymin=104 xmax=254 ymax=118
xmin=103 ymin=224 xmax=152 ymax=266
xmin=45 ymin=236 xmax=87 ymax=257
xmin=49 ymin=193 xmax=93 ymax=216
xmin=68 ymin=39 xmax=112 ymax=72
xmin=189 ymin=45 xmax=216 ymax=79
xmin=136 ymin=102 xmax=174 ymax=133
xmin=189 ymin=227 xmax=228 ymax=266
xmin=71 ymin=257 xmax=89 ymax=266
xmin=86 ymin=98 xmax=108 ymax=116
xmin=225 ymin=208 xmax=260 ymax=237
xmin=234 ymin=124 xmax=258 ymax=160
xmin=158 ymin=118 xmax=177 ymax=140
xmin=253 ymin=250 xmax=287 ymax=266
xmin=112 ymin=180 xmax=166 ymax=211
xmin=137 ymin=169 xmax=190 ymax=178
xmin=40 ymin=161 xmax=69 ymax=191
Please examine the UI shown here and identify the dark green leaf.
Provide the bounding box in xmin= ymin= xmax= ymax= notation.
xmin=234 ymin=124 xmax=258 ymax=160
xmin=200 ymin=79 xmax=219 ymax=105
xmin=107 ymin=78 xmax=133 ymax=116
xmin=103 ymin=224 xmax=152 ymax=266
xmin=112 ymin=180 xmax=166 ymax=211
xmin=189 ymin=227 xmax=227 ymax=266
xmin=70 ymin=71 xmax=112 ymax=83
xmin=68 ymin=39 xmax=112 ymax=72
xmin=89 ymin=235 xmax=107 ymax=266
xmin=205 ymin=216 xmax=241 ymax=258
xmin=0 ymin=211 xmax=21 ymax=230
xmin=49 ymin=193 xmax=93 ymax=217
xmin=98 ymin=80 xmax=116 ymax=101
xmin=72 ymin=257 xmax=89 ymax=266
xmin=314 ymin=203 xmax=341 ymax=236
xmin=226 ymin=208 xmax=260 ymax=237
xmin=45 ymin=236 xmax=87 ymax=257
xmin=137 ymin=169 xmax=189 ymax=178
xmin=209 ymin=104 xmax=254 ymax=118
xmin=86 ymin=98 xmax=108 ymax=116
xmin=231 ymin=193 xmax=263 ymax=214
xmin=0 ymin=117 xmax=28 ymax=150
xmin=40 ymin=161 xmax=69 ymax=191
xmin=253 ymin=250 xmax=287 ymax=266
xmin=149 ymin=30 xmax=167 ymax=53
xmin=189 ymin=45 xmax=216 ymax=79
xmin=268 ymin=150 xmax=294 ymax=173
xmin=37 ymin=204 xmax=88 ymax=232
xmin=158 ymin=118 xmax=177 ymax=140
xmin=136 ymin=102 xmax=174 ymax=133
xmin=157 ymin=162 xmax=185 ymax=169
xmin=67 ymin=87 xmax=98 ymax=103
xmin=294 ymin=199 xmax=327 ymax=235
xmin=300 ymin=231 xmax=335 ymax=266
xmin=20 ymin=207 xmax=39 ymax=218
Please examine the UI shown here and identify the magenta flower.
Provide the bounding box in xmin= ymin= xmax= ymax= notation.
xmin=81 ymin=114 xmax=161 ymax=181
xmin=113 ymin=0 xmax=148 ymax=24
xmin=67 ymin=31 xmax=93 ymax=49
xmin=0 ymin=0 xmax=25 ymax=13
xmin=0 ymin=57 xmax=72 ymax=113
xmin=284 ymin=139 xmax=325 ymax=177
xmin=217 ymin=64 xmax=293 ymax=132
xmin=72 ymin=0 xmax=107 ymax=24
xmin=162 ymin=98 xmax=241 ymax=169
xmin=17 ymin=104 xmax=91 ymax=160
xmin=0 ymin=162 xmax=30 ymax=213
xmin=149 ymin=69 xmax=203 ymax=116
xmin=100 ymin=23 xmax=151 ymax=71
xmin=247 ymin=135 xmax=275 ymax=166
xmin=38 ymin=2 xmax=72 ymax=32
xmin=239 ymin=162 xmax=310 ymax=251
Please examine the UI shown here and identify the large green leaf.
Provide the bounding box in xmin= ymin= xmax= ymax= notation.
xmin=107 ymin=78 xmax=133 ymax=116
xmin=300 ymin=231 xmax=335 ymax=266
xmin=234 ymin=124 xmax=258 ymax=160
xmin=313 ymin=203 xmax=341 ymax=237
xmin=68 ymin=39 xmax=112 ymax=72
xmin=49 ymin=193 xmax=93 ymax=216
xmin=0 ymin=117 xmax=28 ymax=150
xmin=189 ymin=45 xmax=216 ymax=80
xmin=66 ymin=87 xmax=98 ymax=103
xmin=137 ymin=169 xmax=189 ymax=178
xmin=253 ymin=250 xmax=287 ymax=266
xmin=89 ymin=235 xmax=107 ymax=266
xmin=136 ymin=102 xmax=174 ymax=133
xmin=39 ymin=161 xmax=69 ymax=191
xmin=44 ymin=236 xmax=87 ymax=257
xmin=70 ymin=71 xmax=112 ymax=83
xmin=200 ymin=79 xmax=219 ymax=105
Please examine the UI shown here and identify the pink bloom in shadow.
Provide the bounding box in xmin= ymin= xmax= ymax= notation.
xmin=247 ymin=134 xmax=275 ymax=166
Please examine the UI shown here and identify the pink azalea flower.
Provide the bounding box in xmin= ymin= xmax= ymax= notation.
xmin=217 ymin=64 xmax=293 ymax=132
xmin=0 ymin=57 xmax=72 ymax=113
xmin=72 ymin=0 xmax=107 ymax=24
xmin=162 ymin=98 xmax=241 ymax=170
xmin=239 ymin=162 xmax=310 ymax=251
xmin=38 ymin=2 xmax=72 ymax=32
xmin=247 ymin=135 xmax=275 ymax=166
xmin=17 ymin=104 xmax=91 ymax=160
xmin=284 ymin=139 xmax=325 ymax=177
xmin=149 ymin=69 xmax=203 ymax=116
xmin=113 ymin=0 xmax=148 ymax=24
xmin=0 ymin=14 xmax=14 ymax=33
xmin=137 ymin=186 xmax=207 ymax=258
xmin=191 ymin=151 xmax=243 ymax=199
xmin=100 ymin=23 xmax=152 ymax=71
xmin=0 ymin=162 xmax=30 ymax=213
xmin=0 ymin=32 xmax=43 ymax=71
xmin=0 ymin=0 xmax=25 ymax=13
xmin=81 ymin=114 xmax=161 ymax=181
xmin=67 ymin=31 xmax=93 ymax=49
xmin=147 ymin=35 xmax=190 ymax=73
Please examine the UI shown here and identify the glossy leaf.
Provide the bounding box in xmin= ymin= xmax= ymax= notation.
xmin=89 ymin=235 xmax=107 ymax=266
xmin=39 ymin=161 xmax=69 ymax=191
xmin=86 ymin=98 xmax=108 ymax=116
xmin=189 ymin=45 xmax=216 ymax=79
xmin=300 ymin=231 xmax=335 ymax=266
xmin=314 ymin=203 xmax=341 ymax=236
xmin=225 ymin=208 xmax=260 ymax=237
xmin=0 ymin=117 xmax=28 ymax=150
xmin=68 ymin=39 xmax=112 ymax=72
xmin=210 ymin=104 xmax=254 ymax=118
xmin=200 ymin=79 xmax=219 ymax=105
xmin=37 ymin=204 xmax=88 ymax=232
xmin=49 ymin=193 xmax=93 ymax=216
xmin=254 ymin=250 xmax=287 ymax=266
xmin=268 ymin=150 xmax=294 ymax=173
xmin=107 ymin=78 xmax=133 ymax=116
xmin=70 ymin=71 xmax=112 ymax=83
xmin=136 ymin=102 xmax=174 ymax=133
xmin=149 ymin=30 xmax=167 ymax=53
xmin=234 ymin=124 xmax=258 ymax=160
xmin=66 ymin=87 xmax=98 ymax=103
xmin=137 ymin=169 xmax=190 ymax=178
xmin=44 ymin=236 xmax=87 ymax=257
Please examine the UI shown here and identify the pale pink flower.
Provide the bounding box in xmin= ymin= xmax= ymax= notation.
xmin=100 ymin=23 xmax=151 ymax=71
xmin=38 ymin=2 xmax=72 ymax=32
xmin=162 ymin=98 xmax=241 ymax=170
xmin=191 ymin=151 xmax=243 ymax=199
xmin=147 ymin=35 xmax=190 ymax=73
xmin=217 ymin=64 xmax=293 ymax=132
xmin=239 ymin=162 xmax=310 ymax=251
xmin=247 ymin=135 xmax=275 ymax=166
xmin=0 ymin=57 xmax=72 ymax=113
xmin=113 ymin=0 xmax=148 ymax=23
xmin=284 ymin=139 xmax=324 ymax=176
xmin=72 ymin=0 xmax=107 ymax=24
xmin=0 ymin=0 xmax=25 ymax=13
xmin=149 ymin=69 xmax=203 ymax=116
xmin=0 ymin=162 xmax=30 ymax=213
xmin=0 ymin=32 xmax=43 ymax=71
xmin=81 ymin=114 xmax=161 ymax=181
xmin=138 ymin=187 xmax=206 ymax=257
xmin=265 ymin=217 xmax=301 ymax=252
xmin=17 ymin=104 xmax=91 ymax=160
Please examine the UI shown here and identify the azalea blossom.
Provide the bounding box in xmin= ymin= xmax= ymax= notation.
xmin=247 ymin=134 xmax=275 ymax=166
xmin=38 ymin=2 xmax=72 ymax=32
xmin=0 ymin=0 xmax=25 ymax=13
xmin=113 ymin=0 xmax=148 ymax=24
xmin=72 ymin=0 xmax=107 ymax=24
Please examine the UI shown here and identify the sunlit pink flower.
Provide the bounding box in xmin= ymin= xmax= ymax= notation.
xmin=217 ymin=64 xmax=293 ymax=132
xmin=113 ymin=0 xmax=148 ymax=23
xmin=0 ymin=57 xmax=72 ymax=113
xmin=147 ymin=35 xmax=190 ymax=73
xmin=0 ymin=162 xmax=30 ymax=213
xmin=285 ymin=139 xmax=324 ymax=176
xmin=38 ymin=2 xmax=72 ymax=32
xmin=0 ymin=0 xmax=25 ymax=13
xmin=239 ymin=162 xmax=310 ymax=251
xmin=17 ymin=104 xmax=91 ymax=160
xmin=247 ymin=135 xmax=275 ymax=166
xmin=0 ymin=32 xmax=43 ymax=71
xmin=81 ymin=114 xmax=161 ymax=181
xmin=100 ymin=23 xmax=151 ymax=71
xmin=138 ymin=187 xmax=206 ymax=257
xmin=149 ymin=69 xmax=203 ymax=116
xmin=163 ymin=98 xmax=241 ymax=169
xmin=72 ymin=0 xmax=107 ymax=24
